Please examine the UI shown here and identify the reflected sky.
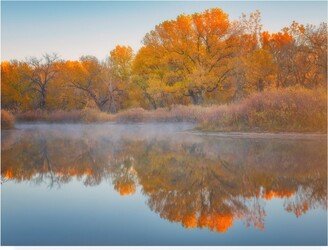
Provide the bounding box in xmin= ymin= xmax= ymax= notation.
xmin=1 ymin=123 xmax=327 ymax=246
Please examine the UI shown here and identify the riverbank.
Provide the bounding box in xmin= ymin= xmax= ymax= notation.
xmin=186 ymin=131 xmax=327 ymax=140
xmin=3 ymin=88 xmax=327 ymax=133
xmin=197 ymin=88 xmax=327 ymax=133
xmin=1 ymin=110 xmax=15 ymax=129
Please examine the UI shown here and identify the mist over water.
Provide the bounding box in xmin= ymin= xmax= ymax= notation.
xmin=1 ymin=122 xmax=327 ymax=246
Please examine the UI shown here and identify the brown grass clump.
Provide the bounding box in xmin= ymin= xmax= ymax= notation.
xmin=113 ymin=106 xmax=205 ymax=123
xmin=199 ymin=88 xmax=327 ymax=132
xmin=16 ymin=109 xmax=113 ymax=123
xmin=80 ymin=108 xmax=113 ymax=123
xmin=1 ymin=110 xmax=15 ymax=129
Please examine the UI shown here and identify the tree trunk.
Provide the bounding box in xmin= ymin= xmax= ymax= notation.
xmin=96 ymin=101 xmax=108 ymax=112
xmin=109 ymin=97 xmax=117 ymax=113
xmin=188 ymin=90 xmax=203 ymax=105
xmin=39 ymin=89 xmax=46 ymax=110
xmin=257 ymin=78 xmax=264 ymax=92
xmin=144 ymin=92 xmax=157 ymax=109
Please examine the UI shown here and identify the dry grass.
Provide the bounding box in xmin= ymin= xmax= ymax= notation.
xmin=113 ymin=106 xmax=205 ymax=123
xmin=1 ymin=110 xmax=15 ymax=129
xmin=113 ymin=88 xmax=327 ymax=132
xmin=16 ymin=108 xmax=113 ymax=123
xmin=198 ymin=88 xmax=327 ymax=132
xmin=81 ymin=108 xmax=113 ymax=123
xmin=13 ymin=88 xmax=327 ymax=132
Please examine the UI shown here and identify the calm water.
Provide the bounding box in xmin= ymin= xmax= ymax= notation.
xmin=1 ymin=123 xmax=327 ymax=246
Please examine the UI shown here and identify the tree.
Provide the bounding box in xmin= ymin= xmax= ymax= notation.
xmin=24 ymin=54 xmax=60 ymax=109
xmin=243 ymin=49 xmax=277 ymax=93
xmin=231 ymin=10 xmax=269 ymax=99
xmin=106 ymin=45 xmax=133 ymax=112
xmin=134 ymin=8 xmax=240 ymax=105
xmin=261 ymin=22 xmax=327 ymax=88
xmin=66 ymin=46 xmax=133 ymax=113
xmin=1 ymin=61 xmax=32 ymax=110
xmin=133 ymin=46 xmax=173 ymax=109
xmin=291 ymin=22 xmax=327 ymax=88
xmin=64 ymin=56 xmax=108 ymax=111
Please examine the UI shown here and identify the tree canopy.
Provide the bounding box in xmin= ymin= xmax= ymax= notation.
xmin=2 ymin=8 xmax=327 ymax=112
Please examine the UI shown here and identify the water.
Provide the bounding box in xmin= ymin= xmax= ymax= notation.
xmin=1 ymin=123 xmax=327 ymax=246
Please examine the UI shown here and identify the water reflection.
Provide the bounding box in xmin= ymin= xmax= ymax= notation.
xmin=1 ymin=123 xmax=327 ymax=234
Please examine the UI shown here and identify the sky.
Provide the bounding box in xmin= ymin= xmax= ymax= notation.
xmin=1 ymin=1 xmax=327 ymax=61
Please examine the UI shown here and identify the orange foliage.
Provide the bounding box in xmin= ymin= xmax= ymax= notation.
xmin=263 ymin=189 xmax=295 ymax=200
xmin=114 ymin=181 xmax=136 ymax=196
xmin=180 ymin=212 xmax=234 ymax=232
xmin=199 ymin=213 xmax=234 ymax=233
xmin=3 ymin=169 xmax=14 ymax=179
xmin=109 ymin=45 xmax=133 ymax=68
xmin=262 ymin=31 xmax=293 ymax=49
xmin=182 ymin=213 xmax=198 ymax=228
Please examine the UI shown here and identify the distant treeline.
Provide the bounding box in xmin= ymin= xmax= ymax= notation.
xmin=1 ymin=8 xmax=327 ymax=113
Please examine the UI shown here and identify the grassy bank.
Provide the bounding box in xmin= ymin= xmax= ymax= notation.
xmin=8 ymin=88 xmax=327 ymax=133
xmin=113 ymin=106 xmax=204 ymax=123
xmin=198 ymin=88 xmax=327 ymax=133
xmin=15 ymin=108 xmax=113 ymax=124
xmin=114 ymin=88 xmax=327 ymax=133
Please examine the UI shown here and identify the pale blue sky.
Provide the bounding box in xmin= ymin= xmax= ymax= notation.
xmin=1 ymin=1 xmax=327 ymax=61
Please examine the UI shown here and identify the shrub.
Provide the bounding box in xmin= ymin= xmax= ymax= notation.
xmin=81 ymin=108 xmax=113 ymax=123
xmin=16 ymin=109 xmax=113 ymax=123
xmin=113 ymin=106 xmax=204 ymax=123
xmin=199 ymin=88 xmax=327 ymax=132
xmin=1 ymin=110 xmax=15 ymax=129
xmin=15 ymin=109 xmax=46 ymax=122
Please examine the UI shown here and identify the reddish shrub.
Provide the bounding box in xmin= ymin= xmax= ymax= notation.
xmin=199 ymin=88 xmax=327 ymax=132
xmin=1 ymin=110 xmax=15 ymax=129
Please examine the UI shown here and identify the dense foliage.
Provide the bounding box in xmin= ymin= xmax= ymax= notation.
xmin=2 ymin=8 xmax=326 ymax=114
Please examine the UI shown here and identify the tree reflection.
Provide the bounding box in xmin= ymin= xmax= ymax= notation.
xmin=1 ymin=128 xmax=326 ymax=233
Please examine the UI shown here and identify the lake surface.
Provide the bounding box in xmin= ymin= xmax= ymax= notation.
xmin=1 ymin=123 xmax=327 ymax=246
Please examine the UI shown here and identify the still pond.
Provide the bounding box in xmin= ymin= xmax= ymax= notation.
xmin=1 ymin=123 xmax=327 ymax=245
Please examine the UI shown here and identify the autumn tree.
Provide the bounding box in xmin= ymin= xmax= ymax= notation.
xmin=63 ymin=57 xmax=106 ymax=111
xmin=134 ymin=8 xmax=240 ymax=106
xmin=1 ymin=61 xmax=33 ymax=110
xmin=44 ymin=61 xmax=87 ymax=110
xmin=24 ymin=54 xmax=60 ymax=109
xmin=1 ymin=8 xmax=326 ymax=112
xmin=105 ymin=45 xmax=133 ymax=112
xmin=231 ymin=11 xmax=277 ymax=99
xmin=290 ymin=22 xmax=327 ymax=88
xmin=262 ymin=22 xmax=327 ymax=88
xmin=66 ymin=46 xmax=133 ymax=113
xmin=133 ymin=46 xmax=174 ymax=109
xmin=242 ymin=49 xmax=277 ymax=93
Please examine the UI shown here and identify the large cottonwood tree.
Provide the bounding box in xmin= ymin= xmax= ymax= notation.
xmin=134 ymin=8 xmax=240 ymax=105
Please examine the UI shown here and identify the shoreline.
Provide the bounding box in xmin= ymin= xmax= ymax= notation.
xmin=186 ymin=130 xmax=327 ymax=140
xmin=4 ymin=121 xmax=327 ymax=140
